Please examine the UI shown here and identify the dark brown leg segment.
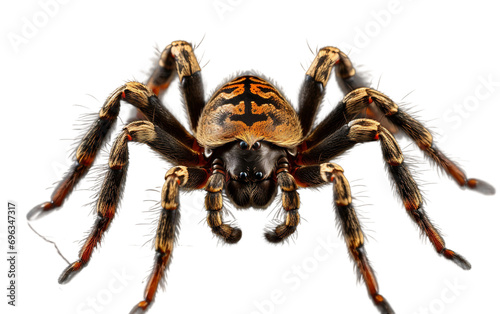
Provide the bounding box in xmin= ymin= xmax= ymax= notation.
xmin=124 ymin=121 xmax=203 ymax=167
xmin=298 ymin=46 xmax=365 ymax=137
xmin=147 ymin=40 xmax=205 ymax=132
xmin=294 ymin=163 xmax=394 ymax=313
xmin=298 ymin=119 xmax=379 ymax=165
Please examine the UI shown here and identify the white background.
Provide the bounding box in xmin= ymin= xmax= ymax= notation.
xmin=2 ymin=1 xmax=500 ymax=314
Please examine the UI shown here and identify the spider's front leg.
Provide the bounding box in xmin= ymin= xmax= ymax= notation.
xmin=131 ymin=165 xmax=209 ymax=313
xmin=293 ymin=163 xmax=394 ymax=314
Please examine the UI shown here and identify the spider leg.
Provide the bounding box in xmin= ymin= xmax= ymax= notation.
xmin=304 ymin=88 xmax=495 ymax=195
xmin=298 ymin=46 xmax=366 ymax=136
xmin=147 ymin=40 xmax=205 ymax=132
xmin=58 ymin=122 xmax=206 ymax=283
xmin=293 ymin=163 xmax=394 ymax=314
xmin=129 ymin=165 xmax=208 ymax=313
xmin=297 ymin=119 xmax=471 ymax=269
xmin=130 ymin=166 xmax=206 ymax=313
xmin=265 ymin=157 xmax=301 ymax=243
xmin=205 ymin=158 xmax=242 ymax=244
xmin=58 ymin=130 xmax=129 ymax=283
xmin=28 ymin=82 xmax=197 ymax=220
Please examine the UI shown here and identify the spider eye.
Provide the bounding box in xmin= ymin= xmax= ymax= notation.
xmin=239 ymin=141 xmax=249 ymax=150
xmin=252 ymin=141 xmax=261 ymax=150
xmin=239 ymin=171 xmax=248 ymax=180
xmin=254 ymin=171 xmax=263 ymax=180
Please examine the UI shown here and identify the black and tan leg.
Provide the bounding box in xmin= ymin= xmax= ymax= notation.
xmin=205 ymin=158 xmax=242 ymax=244
xmin=57 ymin=122 xmax=207 ymax=284
xmin=28 ymin=81 xmax=197 ymax=220
xmin=298 ymin=46 xmax=366 ymax=136
xmin=146 ymin=40 xmax=205 ymax=131
xmin=303 ymin=88 xmax=495 ymax=194
xmin=298 ymin=120 xmax=472 ymax=269
xmin=130 ymin=165 xmax=208 ymax=313
xmin=58 ymin=130 xmax=130 ymax=283
xmin=265 ymin=157 xmax=301 ymax=243
xmin=294 ymin=163 xmax=393 ymax=313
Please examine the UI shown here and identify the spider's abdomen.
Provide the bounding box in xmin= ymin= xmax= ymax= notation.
xmin=196 ymin=75 xmax=302 ymax=148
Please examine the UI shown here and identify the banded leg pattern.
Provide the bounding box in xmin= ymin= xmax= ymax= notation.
xmin=294 ymin=163 xmax=394 ymax=313
xmin=265 ymin=157 xmax=300 ymax=243
xmin=59 ymin=131 xmax=130 ymax=283
xmin=298 ymin=46 xmax=366 ymax=136
xmin=148 ymin=40 xmax=205 ymax=131
xmin=28 ymin=81 xmax=196 ymax=220
xmin=205 ymin=159 xmax=242 ymax=244
xmin=305 ymin=87 xmax=494 ymax=194
xmin=130 ymin=167 xmax=187 ymax=313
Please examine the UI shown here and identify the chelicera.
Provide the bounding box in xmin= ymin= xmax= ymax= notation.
xmin=28 ymin=40 xmax=494 ymax=313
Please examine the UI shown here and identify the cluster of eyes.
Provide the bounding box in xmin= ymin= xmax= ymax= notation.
xmin=238 ymin=141 xmax=264 ymax=181
xmin=239 ymin=140 xmax=261 ymax=150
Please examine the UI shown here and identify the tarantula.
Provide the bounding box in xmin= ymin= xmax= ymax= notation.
xmin=28 ymin=40 xmax=494 ymax=314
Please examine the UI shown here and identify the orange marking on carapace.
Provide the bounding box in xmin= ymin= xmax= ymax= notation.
xmin=197 ymin=75 xmax=302 ymax=148
xmin=126 ymin=134 xmax=132 ymax=141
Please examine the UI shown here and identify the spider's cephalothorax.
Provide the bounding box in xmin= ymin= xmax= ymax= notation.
xmin=29 ymin=40 xmax=494 ymax=314
xmin=199 ymin=75 xmax=298 ymax=208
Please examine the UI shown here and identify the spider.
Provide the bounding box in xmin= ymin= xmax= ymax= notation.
xmin=28 ymin=40 xmax=495 ymax=314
